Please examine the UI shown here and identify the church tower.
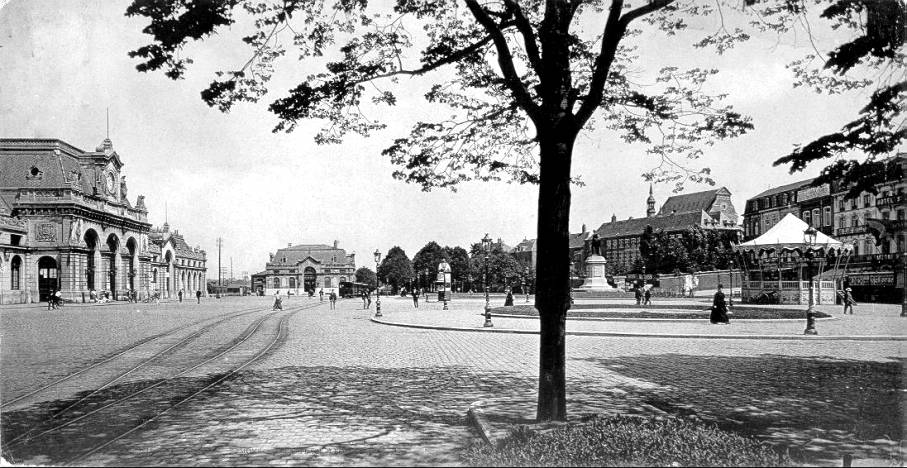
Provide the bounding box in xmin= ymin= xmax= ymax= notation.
xmin=646 ymin=184 xmax=656 ymax=218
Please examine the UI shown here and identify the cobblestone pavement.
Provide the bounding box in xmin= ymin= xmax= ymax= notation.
xmin=1 ymin=295 xmax=904 ymax=466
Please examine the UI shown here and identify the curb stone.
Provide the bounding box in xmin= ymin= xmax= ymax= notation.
xmin=490 ymin=313 xmax=840 ymax=323
xmin=370 ymin=317 xmax=906 ymax=341
xmin=466 ymin=401 xmax=495 ymax=447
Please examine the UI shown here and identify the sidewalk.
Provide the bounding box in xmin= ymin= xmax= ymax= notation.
xmin=372 ymin=296 xmax=907 ymax=340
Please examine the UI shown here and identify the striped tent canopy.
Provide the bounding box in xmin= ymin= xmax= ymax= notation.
xmin=735 ymin=213 xmax=853 ymax=256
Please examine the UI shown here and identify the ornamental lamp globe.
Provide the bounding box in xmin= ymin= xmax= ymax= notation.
xmin=803 ymin=226 xmax=818 ymax=247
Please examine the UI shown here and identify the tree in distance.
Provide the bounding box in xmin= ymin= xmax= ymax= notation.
xmin=355 ymin=267 xmax=377 ymax=290
xmin=378 ymin=246 xmax=415 ymax=293
xmin=126 ymin=0 xmax=903 ymax=421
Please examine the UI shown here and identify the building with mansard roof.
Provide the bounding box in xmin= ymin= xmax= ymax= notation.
xmin=511 ymin=186 xmax=740 ymax=277
xmin=593 ymin=186 xmax=740 ymax=274
xmin=251 ymin=241 xmax=356 ymax=296
xmin=0 ymin=138 xmax=206 ymax=304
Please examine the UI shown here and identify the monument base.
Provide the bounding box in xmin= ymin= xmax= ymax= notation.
xmin=577 ymin=255 xmax=616 ymax=292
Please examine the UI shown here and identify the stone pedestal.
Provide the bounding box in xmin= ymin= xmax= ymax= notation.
xmin=577 ymin=255 xmax=615 ymax=291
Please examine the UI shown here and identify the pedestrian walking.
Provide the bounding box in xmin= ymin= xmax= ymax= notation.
xmin=710 ymin=284 xmax=730 ymax=324
xmin=411 ymin=288 xmax=420 ymax=308
xmin=504 ymin=289 xmax=514 ymax=306
xmin=196 ymin=290 xmax=202 ymax=304
xmin=644 ymin=286 xmax=652 ymax=305
xmin=273 ymin=295 xmax=283 ymax=310
xmin=329 ymin=291 xmax=337 ymax=310
xmin=842 ymin=287 xmax=856 ymax=314
xmin=178 ymin=289 xmax=183 ymax=302
xmin=319 ymin=289 xmax=324 ymax=302
xmin=48 ymin=289 xmax=56 ymax=310
xmin=634 ymin=286 xmax=642 ymax=305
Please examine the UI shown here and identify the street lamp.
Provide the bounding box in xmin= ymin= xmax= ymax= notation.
xmin=803 ymin=226 xmax=818 ymax=335
xmin=524 ymin=266 xmax=530 ymax=303
xmin=728 ymin=258 xmax=735 ymax=306
xmin=482 ymin=233 xmax=493 ymax=327
xmin=374 ymin=249 xmax=382 ymax=318
xmin=569 ymin=260 xmax=574 ymax=307
xmin=901 ymin=252 xmax=907 ymax=318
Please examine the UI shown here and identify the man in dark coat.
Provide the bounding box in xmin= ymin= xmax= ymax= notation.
xmin=711 ymin=284 xmax=729 ymax=324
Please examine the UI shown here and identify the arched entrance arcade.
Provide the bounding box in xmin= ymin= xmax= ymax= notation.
xmin=84 ymin=229 xmax=100 ymax=291
xmin=37 ymin=256 xmax=59 ymax=301
xmin=105 ymin=234 xmax=120 ymax=299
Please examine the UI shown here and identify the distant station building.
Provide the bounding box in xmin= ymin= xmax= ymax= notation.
xmin=252 ymin=241 xmax=356 ymax=296
xmin=146 ymin=222 xmax=208 ymax=298
xmin=0 ymin=138 xmax=206 ymax=304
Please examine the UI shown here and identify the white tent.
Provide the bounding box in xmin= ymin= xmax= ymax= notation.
xmin=736 ymin=213 xmax=853 ymax=255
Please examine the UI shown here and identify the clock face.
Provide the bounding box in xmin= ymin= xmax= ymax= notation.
xmin=106 ymin=172 xmax=116 ymax=193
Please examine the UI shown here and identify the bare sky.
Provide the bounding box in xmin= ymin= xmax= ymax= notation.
xmin=0 ymin=0 xmax=891 ymax=277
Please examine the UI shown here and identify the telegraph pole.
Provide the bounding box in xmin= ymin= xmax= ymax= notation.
xmin=216 ymin=237 xmax=223 ymax=299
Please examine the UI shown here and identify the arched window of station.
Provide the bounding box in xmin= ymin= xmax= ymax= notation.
xmin=10 ymin=255 xmax=21 ymax=290
xmin=106 ymin=234 xmax=120 ymax=293
xmin=164 ymin=251 xmax=173 ymax=294
xmin=125 ymin=237 xmax=138 ymax=291
xmin=84 ymin=229 xmax=100 ymax=290
xmin=272 ymin=277 xmax=280 ymax=288
xmin=303 ymin=267 xmax=316 ymax=292
xmin=37 ymin=256 xmax=58 ymax=301
xmin=324 ymin=277 xmax=333 ymax=289
xmin=288 ymin=277 xmax=297 ymax=289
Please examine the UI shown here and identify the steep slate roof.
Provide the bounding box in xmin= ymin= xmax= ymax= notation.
xmin=169 ymin=233 xmax=206 ymax=260
xmin=270 ymin=244 xmax=352 ymax=266
xmin=0 ymin=139 xmax=121 ymax=195
xmin=511 ymin=238 xmax=535 ymax=253
xmin=656 ymin=188 xmax=728 ymax=216
xmin=568 ymin=231 xmax=589 ymax=249
xmin=749 ymin=178 xmax=814 ymax=200
xmin=595 ymin=211 xmax=709 ymax=238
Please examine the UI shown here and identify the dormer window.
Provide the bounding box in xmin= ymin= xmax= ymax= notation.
xmin=26 ymin=166 xmax=43 ymax=180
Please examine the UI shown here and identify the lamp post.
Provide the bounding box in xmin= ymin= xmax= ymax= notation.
xmin=803 ymin=226 xmax=818 ymax=335
xmin=374 ymin=249 xmax=382 ymax=318
xmin=482 ymin=233 xmax=493 ymax=327
xmin=728 ymin=258 xmax=735 ymax=306
xmin=901 ymin=252 xmax=907 ymax=318
xmin=524 ymin=266 xmax=530 ymax=303
xmin=569 ymin=260 xmax=574 ymax=307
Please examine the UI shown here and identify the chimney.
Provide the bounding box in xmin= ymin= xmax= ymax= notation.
xmin=611 ymin=214 xmax=617 ymax=223
xmin=334 ymin=240 xmax=339 ymax=248
xmin=581 ymin=223 xmax=587 ymax=233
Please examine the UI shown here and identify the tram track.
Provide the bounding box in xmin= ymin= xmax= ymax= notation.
xmin=0 ymin=305 xmax=266 ymax=411
xmin=1 ymin=301 xmax=319 ymax=465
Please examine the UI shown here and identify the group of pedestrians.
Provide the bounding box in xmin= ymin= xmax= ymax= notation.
xmin=634 ymin=285 xmax=652 ymax=306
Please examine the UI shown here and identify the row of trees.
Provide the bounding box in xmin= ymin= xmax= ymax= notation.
xmin=637 ymin=225 xmax=739 ymax=275
xmin=354 ymin=242 xmax=535 ymax=294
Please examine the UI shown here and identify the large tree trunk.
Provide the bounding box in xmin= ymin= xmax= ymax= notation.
xmin=535 ymin=133 xmax=575 ymax=422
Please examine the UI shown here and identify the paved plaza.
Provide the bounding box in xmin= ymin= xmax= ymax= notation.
xmin=0 ymin=295 xmax=904 ymax=466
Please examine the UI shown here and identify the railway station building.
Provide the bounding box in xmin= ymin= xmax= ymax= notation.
xmin=0 ymin=138 xmax=206 ymax=304
xmin=251 ymin=241 xmax=356 ymax=296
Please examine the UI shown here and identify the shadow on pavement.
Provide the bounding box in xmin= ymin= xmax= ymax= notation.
xmin=1 ymin=365 xmax=540 ymax=466
xmin=576 ymin=353 xmax=905 ymax=465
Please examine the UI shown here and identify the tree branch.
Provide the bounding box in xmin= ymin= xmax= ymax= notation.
xmin=575 ymin=0 xmax=674 ymax=128
xmin=504 ymin=0 xmax=543 ymax=73
xmin=574 ymin=0 xmax=625 ymax=127
xmin=465 ymin=0 xmax=541 ymax=121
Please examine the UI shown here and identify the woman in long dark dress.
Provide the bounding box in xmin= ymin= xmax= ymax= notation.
xmin=711 ymin=284 xmax=729 ymax=324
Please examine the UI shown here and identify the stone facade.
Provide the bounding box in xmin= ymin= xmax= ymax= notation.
xmin=0 ymin=138 xmax=205 ymax=304
xmin=253 ymin=241 xmax=356 ymax=296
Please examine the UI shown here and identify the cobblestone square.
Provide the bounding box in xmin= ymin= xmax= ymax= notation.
xmin=1 ymin=295 xmax=904 ymax=466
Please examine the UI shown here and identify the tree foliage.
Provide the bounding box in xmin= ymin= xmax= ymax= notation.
xmin=378 ymin=246 xmax=414 ymax=293
xmin=355 ymin=266 xmax=377 ymax=289
xmin=639 ymin=224 xmax=738 ymax=274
